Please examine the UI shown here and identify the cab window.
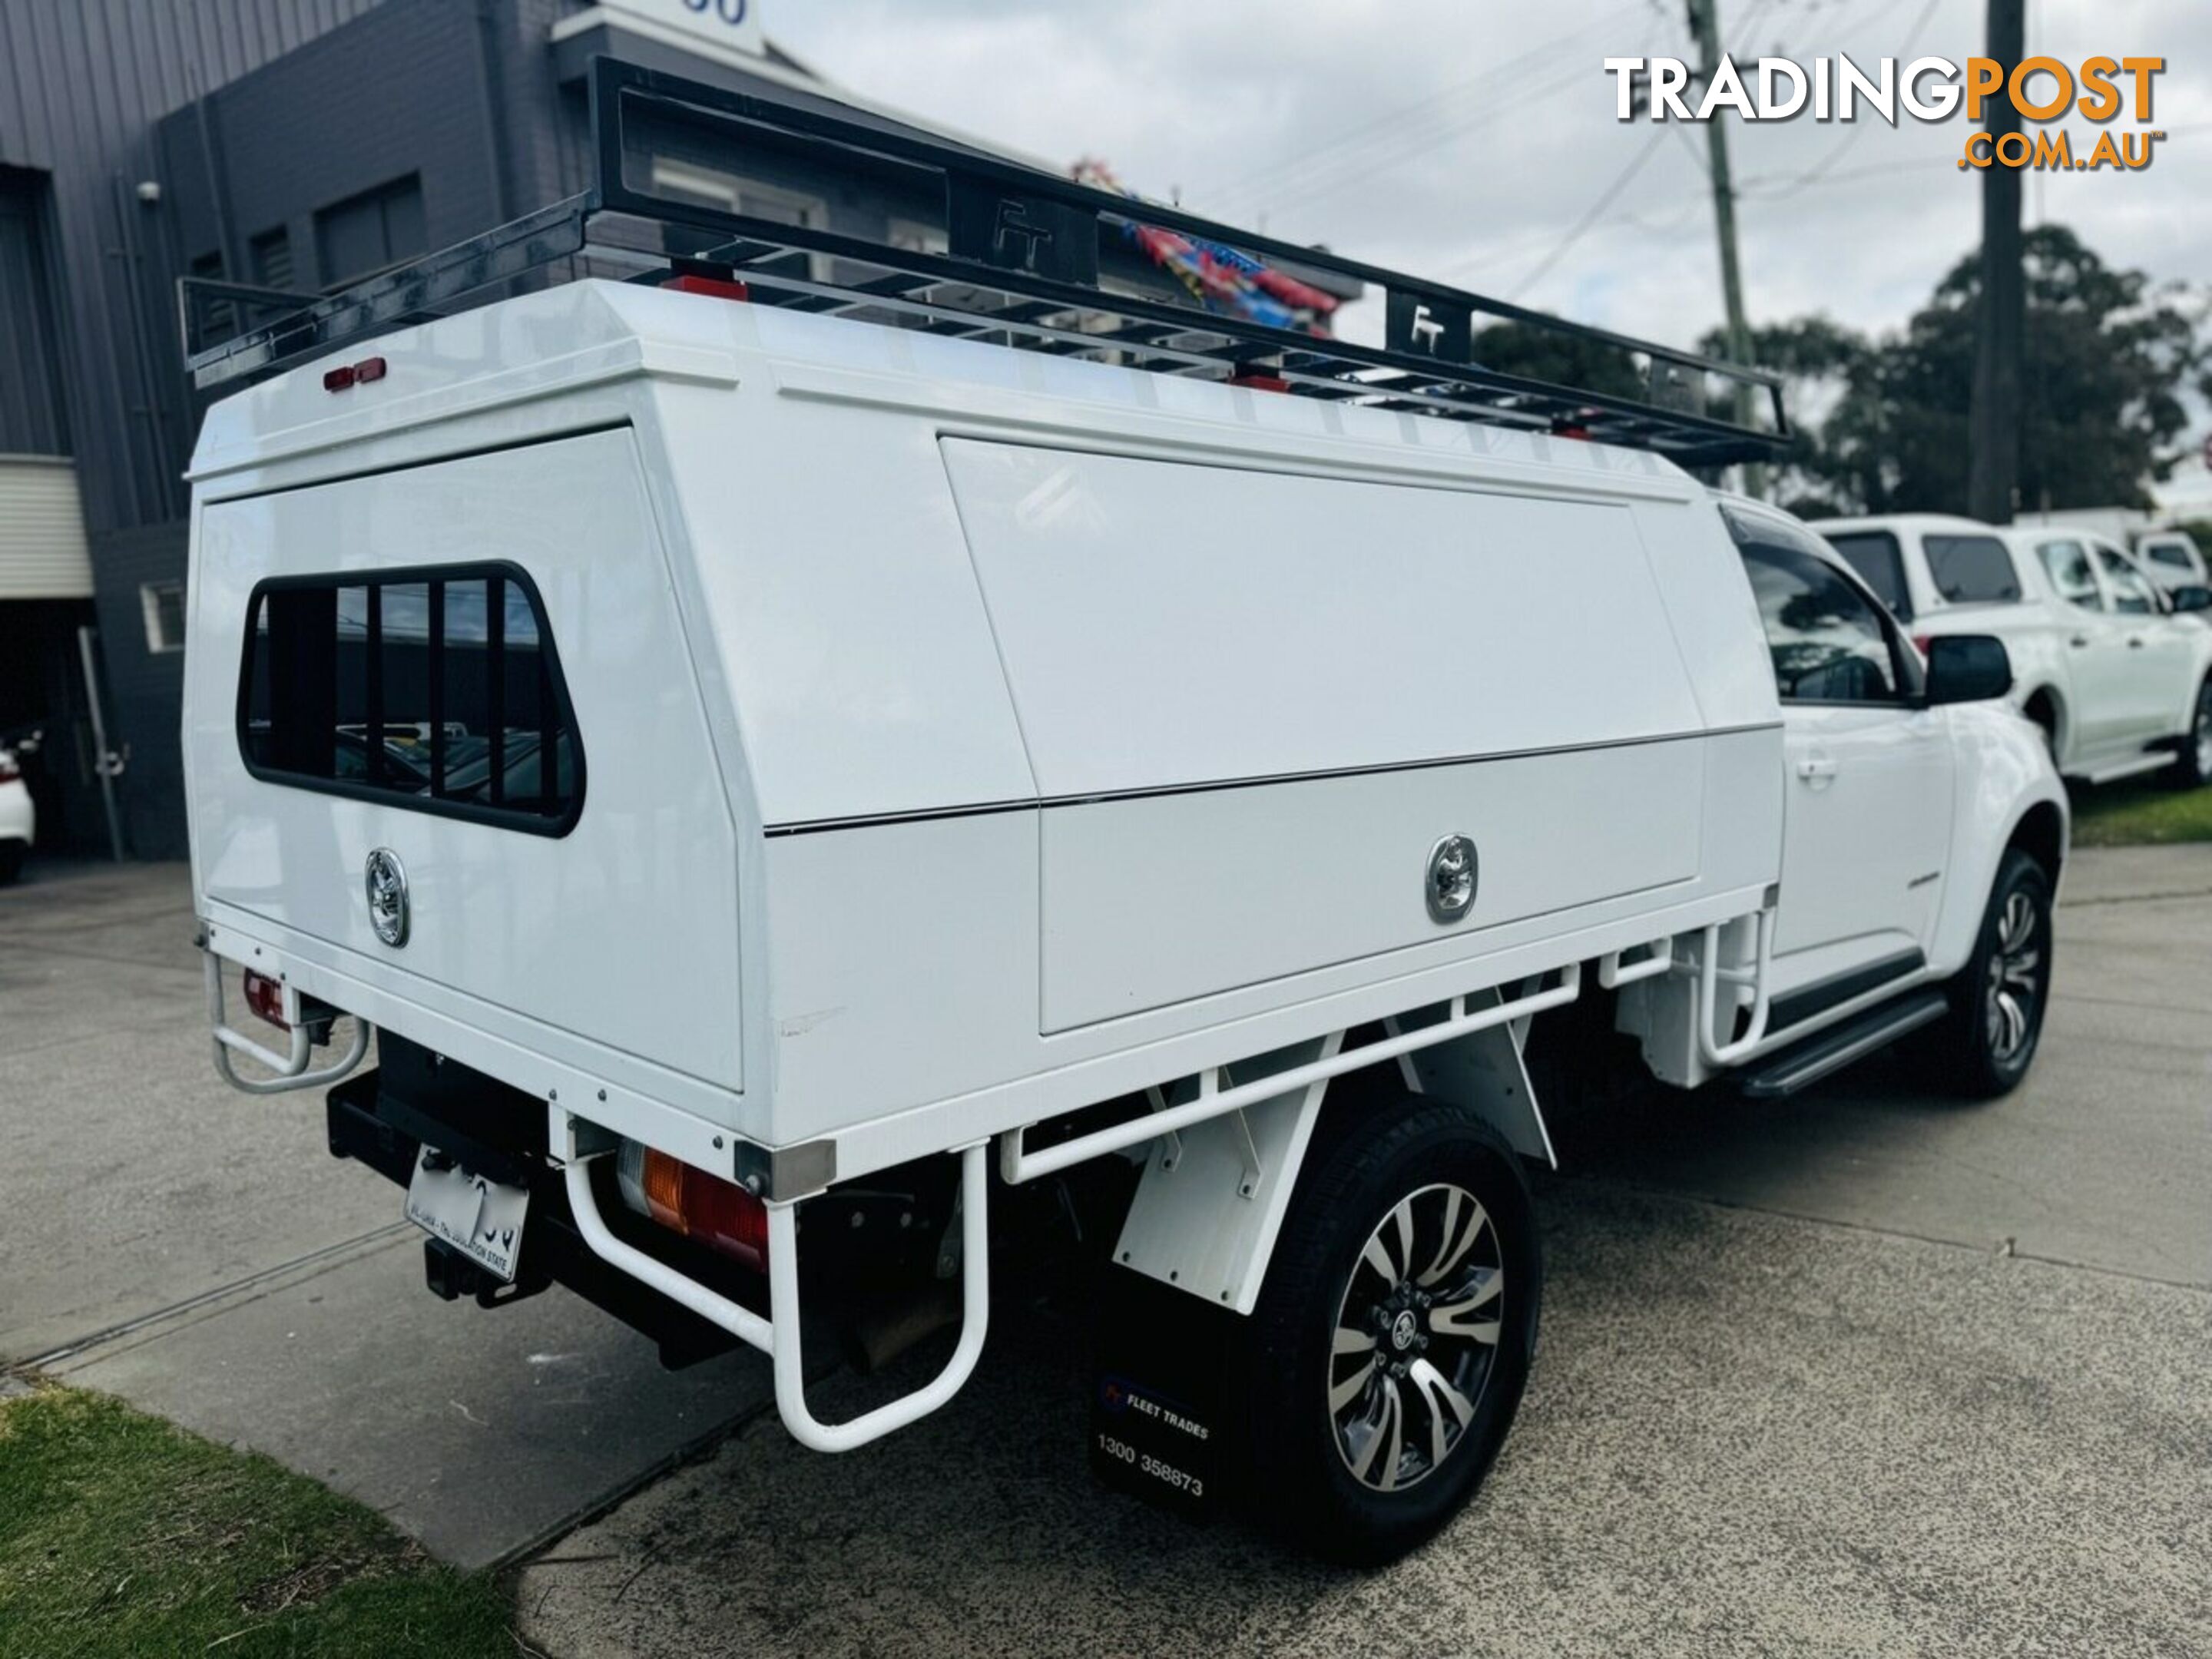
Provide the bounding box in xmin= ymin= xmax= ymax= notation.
xmin=1739 ymin=543 xmax=1907 ymax=704
xmin=1922 ymin=535 xmax=2021 ymax=604
xmin=1821 ymin=530 xmax=1912 ymax=621
xmin=2094 ymin=547 xmax=2157 ymax=615
xmin=2038 ymin=541 xmax=2101 ymax=610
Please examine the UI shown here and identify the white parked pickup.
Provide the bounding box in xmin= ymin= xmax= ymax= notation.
xmin=1813 ymin=512 xmax=2212 ymax=787
xmin=177 ymin=68 xmax=2075 ymax=1566
xmin=2134 ymin=529 xmax=2210 ymax=596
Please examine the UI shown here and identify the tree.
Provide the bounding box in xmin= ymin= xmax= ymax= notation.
xmin=1714 ymin=227 xmax=2205 ymax=518
xmin=1472 ymin=320 xmax=1646 ymax=404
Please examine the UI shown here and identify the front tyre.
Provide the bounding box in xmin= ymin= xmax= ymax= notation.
xmin=1940 ymin=848 xmax=2054 ymax=1098
xmin=2167 ymin=675 xmax=2212 ymax=789
xmin=1245 ymin=1098 xmax=1539 ymax=1564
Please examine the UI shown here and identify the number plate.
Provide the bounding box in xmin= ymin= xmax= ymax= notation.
xmin=405 ymin=1148 xmax=528 ymax=1283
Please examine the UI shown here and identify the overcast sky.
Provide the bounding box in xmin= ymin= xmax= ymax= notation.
xmin=773 ymin=0 xmax=2210 ymax=485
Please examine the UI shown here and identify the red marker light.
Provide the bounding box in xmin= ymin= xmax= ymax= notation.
xmin=665 ymin=273 xmax=751 ymax=303
xmin=322 ymin=365 xmax=356 ymax=392
xmin=243 ymin=969 xmax=290 ymax=1030
xmin=353 ymin=356 xmax=386 ymax=383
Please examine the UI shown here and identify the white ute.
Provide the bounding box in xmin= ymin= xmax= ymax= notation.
xmin=1813 ymin=512 xmax=2212 ymax=786
xmin=180 ymin=69 xmax=2068 ymax=1561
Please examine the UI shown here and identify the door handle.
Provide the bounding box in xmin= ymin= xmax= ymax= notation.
xmin=1796 ymin=756 xmax=1839 ymax=782
xmin=2069 ymin=634 xmax=2091 ymax=648
xmin=2128 ymin=635 xmax=2146 ymax=649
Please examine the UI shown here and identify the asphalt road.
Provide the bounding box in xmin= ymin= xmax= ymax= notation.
xmin=3 ymin=849 xmax=2208 ymax=1654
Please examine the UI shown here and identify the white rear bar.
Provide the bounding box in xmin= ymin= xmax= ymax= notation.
xmin=564 ymin=1133 xmax=991 ymax=1452
xmin=204 ymin=949 xmax=373 ymax=1096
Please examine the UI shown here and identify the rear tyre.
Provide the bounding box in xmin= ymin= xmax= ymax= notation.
xmin=1244 ymin=1095 xmax=1540 ymax=1565
xmin=0 ymin=842 xmax=22 ymax=886
xmin=1939 ymin=848 xmax=2053 ymax=1099
xmin=2166 ymin=676 xmax=2212 ymax=789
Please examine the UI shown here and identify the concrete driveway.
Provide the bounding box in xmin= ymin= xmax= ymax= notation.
xmin=0 ymin=859 xmax=776 ymax=1568
xmin=4 ymin=847 xmax=2208 ymax=1651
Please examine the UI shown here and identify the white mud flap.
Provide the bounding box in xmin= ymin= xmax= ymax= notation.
xmin=1108 ymin=995 xmax=1553 ymax=1322
xmin=1388 ymin=988 xmax=1556 ymax=1167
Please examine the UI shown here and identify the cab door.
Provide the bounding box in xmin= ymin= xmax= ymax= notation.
xmin=2091 ymin=541 xmax=2198 ymax=743
xmin=2031 ymin=537 xmax=2132 ymax=767
xmin=1726 ymin=508 xmax=1953 ymax=988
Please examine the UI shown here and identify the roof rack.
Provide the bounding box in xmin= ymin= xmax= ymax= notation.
xmin=180 ymin=58 xmax=1789 ymax=467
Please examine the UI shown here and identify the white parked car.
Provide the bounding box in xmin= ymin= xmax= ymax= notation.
xmin=177 ymin=67 xmax=2070 ymax=1565
xmin=2133 ymin=530 xmax=2209 ymax=596
xmin=1813 ymin=512 xmax=2212 ymax=786
xmin=0 ymin=743 xmax=31 ymax=885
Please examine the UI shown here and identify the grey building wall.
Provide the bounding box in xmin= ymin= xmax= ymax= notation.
xmin=0 ymin=165 xmax=71 ymax=454
xmin=7 ymin=0 xmax=1311 ymax=859
xmin=0 ymin=0 xmax=380 ymax=534
xmin=0 ymin=0 xmax=381 ymax=856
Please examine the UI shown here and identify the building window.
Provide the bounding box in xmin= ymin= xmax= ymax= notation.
xmin=187 ymin=251 xmax=237 ymax=345
xmin=888 ymin=217 xmax=948 ymax=257
xmin=237 ymin=563 xmax=584 ymax=834
xmin=315 ymin=174 xmax=427 ymax=286
xmin=141 ymin=580 xmax=187 ymax=654
xmin=647 ymin=158 xmax=826 ymax=280
xmin=249 ymin=227 xmax=294 ymax=292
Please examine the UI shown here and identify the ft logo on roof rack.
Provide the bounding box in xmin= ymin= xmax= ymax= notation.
xmin=1603 ymin=53 xmax=2168 ymax=174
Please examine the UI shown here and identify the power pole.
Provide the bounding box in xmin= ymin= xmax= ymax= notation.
xmin=1686 ymin=0 xmax=1765 ymax=498
xmin=1969 ymin=0 xmax=2026 ymax=523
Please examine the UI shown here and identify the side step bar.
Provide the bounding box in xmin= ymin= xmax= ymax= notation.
xmin=1737 ymin=989 xmax=1951 ymax=1100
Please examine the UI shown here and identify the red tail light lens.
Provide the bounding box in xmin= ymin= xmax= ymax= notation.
xmin=242 ymin=969 xmax=289 ymax=1030
xmin=618 ymin=1141 xmax=767 ymax=1272
xmin=665 ymin=273 xmax=750 ymax=303
xmin=0 ymin=755 xmax=18 ymax=784
xmin=1910 ymin=634 xmax=1932 ymax=660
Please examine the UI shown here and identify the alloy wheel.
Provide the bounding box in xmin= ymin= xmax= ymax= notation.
xmin=1984 ymin=889 xmax=2042 ymax=1063
xmin=1327 ymin=1182 xmax=1503 ymax=1492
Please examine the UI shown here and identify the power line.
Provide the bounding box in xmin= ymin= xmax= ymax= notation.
xmin=1739 ymin=0 xmax=1949 ymax=194
xmin=1202 ymin=2 xmax=1647 ymax=213
xmin=1272 ymin=57 xmax=1601 ymax=214
xmin=1508 ymin=127 xmax=1671 ymax=300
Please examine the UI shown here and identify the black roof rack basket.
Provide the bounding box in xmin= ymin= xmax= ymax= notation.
xmin=181 ymin=58 xmax=1788 ymax=467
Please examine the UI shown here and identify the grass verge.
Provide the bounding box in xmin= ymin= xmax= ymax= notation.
xmin=0 ymin=1381 xmax=528 ymax=1658
xmin=2068 ymin=779 xmax=2212 ymax=848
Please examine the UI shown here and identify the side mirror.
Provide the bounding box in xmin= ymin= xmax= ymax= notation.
xmin=2169 ymin=584 xmax=2212 ymax=614
xmin=1924 ymin=634 xmax=2013 ymax=706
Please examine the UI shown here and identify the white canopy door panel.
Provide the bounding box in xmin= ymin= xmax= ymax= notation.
xmin=941 ymin=439 xmax=1722 ymax=1032
xmin=942 ymin=439 xmax=1708 ymax=797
